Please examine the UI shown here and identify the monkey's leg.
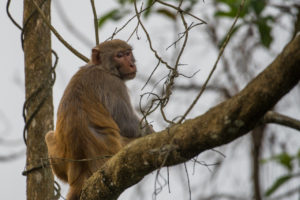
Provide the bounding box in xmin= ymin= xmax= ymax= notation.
xmin=45 ymin=131 xmax=68 ymax=182
xmin=67 ymin=179 xmax=84 ymax=200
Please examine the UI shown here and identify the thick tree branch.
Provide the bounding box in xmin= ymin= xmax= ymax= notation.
xmin=81 ymin=35 xmax=300 ymax=200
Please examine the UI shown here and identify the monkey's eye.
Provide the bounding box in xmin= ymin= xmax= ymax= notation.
xmin=125 ymin=51 xmax=131 ymax=56
xmin=116 ymin=52 xmax=123 ymax=58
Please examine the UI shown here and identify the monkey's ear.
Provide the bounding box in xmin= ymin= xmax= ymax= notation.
xmin=91 ymin=48 xmax=101 ymax=65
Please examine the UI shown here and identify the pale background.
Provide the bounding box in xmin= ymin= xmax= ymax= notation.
xmin=1 ymin=0 xmax=299 ymax=199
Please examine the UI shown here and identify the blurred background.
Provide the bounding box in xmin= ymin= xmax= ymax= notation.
xmin=1 ymin=0 xmax=300 ymax=199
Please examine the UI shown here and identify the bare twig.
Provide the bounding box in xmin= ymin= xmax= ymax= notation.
xmin=156 ymin=0 xmax=207 ymax=24
xmin=6 ymin=0 xmax=22 ymax=30
xmin=178 ymin=0 xmax=246 ymax=123
xmin=184 ymin=163 xmax=192 ymax=200
xmin=90 ymin=0 xmax=99 ymax=45
xmin=133 ymin=1 xmax=172 ymax=70
xmin=32 ymin=0 xmax=89 ymax=62
xmin=107 ymin=1 xmax=156 ymax=41
xmin=263 ymin=111 xmax=300 ymax=131
xmin=53 ymin=1 xmax=92 ymax=47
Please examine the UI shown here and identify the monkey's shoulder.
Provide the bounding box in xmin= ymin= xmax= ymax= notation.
xmin=61 ymin=65 xmax=126 ymax=101
xmin=74 ymin=65 xmax=120 ymax=83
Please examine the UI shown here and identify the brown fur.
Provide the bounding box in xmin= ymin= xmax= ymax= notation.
xmin=45 ymin=39 xmax=153 ymax=200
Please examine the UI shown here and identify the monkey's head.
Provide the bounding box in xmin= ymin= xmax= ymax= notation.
xmin=90 ymin=39 xmax=137 ymax=80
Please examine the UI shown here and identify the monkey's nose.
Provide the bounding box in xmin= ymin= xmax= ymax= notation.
xmin=129 ymin=62 xmax=136 ymax=68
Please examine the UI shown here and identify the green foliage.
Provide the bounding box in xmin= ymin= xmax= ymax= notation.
xmin=273 ymin=152 xmax=293 ymax=171
xmin=156 ymin=9 xmax=177 ymax=20
xmin=215 ymin=0 xmax=248 ymax=18
xmin=215 ymin=0 xmax=274 ymax=48
xmin=97 ymin=0 xmax=292 ymax=49
xmin=251 ymin=0 xmax=266 ymax=15
xmin=265 ymin=175 xmax=293 ymax=196
xmin=262 ymin=150 xmax=300 ymax=197
xmin=256 ymin=16 xmax=274 ymax=48
xmin=98 ymin=9 xmax=131 ymax=28
xmin=97 ymin=0 xmax=200 ymax=28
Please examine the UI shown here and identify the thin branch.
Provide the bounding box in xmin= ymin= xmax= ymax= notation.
xmin=53 ymin=1 xmax=93 ymax=47
xmin=133 ymin=0 xmax=172 ymax=70
xmin=263 ymin=111 xmax=300 ymax=131
xmin=166 ymin=22 xmax=204 ymax=50
xmin=155 ymin=0 xmax=207 ymax=24
xmin=158 ymin=8 xmax=190 ymax=124
xmin=174 ymin=84 xmax=231 ymax=98
xmin=32 ymin=0 xmax=89 ymax=62
xmin=183 ymin=163 xmax=192 ymax=200
xmin=6 ymin=0 xmax=22 ymax=30
xmin=90 ymin=0 xmax=99 ymax=45
xmin=107 ymin=1 xmax=156 ymax=41
xmin=178 ymin=0 xmax=245 ymax=123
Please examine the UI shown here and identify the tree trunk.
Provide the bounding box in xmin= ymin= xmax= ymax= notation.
xmin=23 ymin=0 xmax=55 ymax=199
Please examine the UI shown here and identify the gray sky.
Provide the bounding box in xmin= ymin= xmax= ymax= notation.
xmin=1 ymin=0 xmax=299 ymax=199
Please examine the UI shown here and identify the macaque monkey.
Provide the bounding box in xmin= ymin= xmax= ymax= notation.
xmin=45 ymin=39 xmax=153 ymax=200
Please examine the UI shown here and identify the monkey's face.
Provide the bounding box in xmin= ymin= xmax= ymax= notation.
xmin=90 ymin=39 xmax=137 ymax=80
xmin=114 ymin=49 xmax=137 ymax=80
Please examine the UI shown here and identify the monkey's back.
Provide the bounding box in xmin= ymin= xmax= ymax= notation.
xmin=53 ymin=65 xmax=123 ymax=177
xmin=57 ymin=65 xmax=121 ymax=132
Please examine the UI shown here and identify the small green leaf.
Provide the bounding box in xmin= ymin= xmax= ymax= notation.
xmin=250 ymin=0 xmax=266 ymax=15
xmin=156 ymin=9 xmax=177 ymax=20
xmin=118 ymin=0 xmax=128 ymax=5
xmin=215 ymin=10 xmax=237 ymax=18
xmin=98 ymin=9 xmax=119 ymax=28
xmin=98 ymin=9 xmax=130 ymax=28
xmin=215 ymin=0 xmax=249 ymax=19
xmin=265 ymin=175 xmax=292 ymax=196
xmin=273 ymin=152 xmax=293 ymax=171
xmin=257 ymin=18 xmax=273 ymax=48
xmin=144 ymin=0 xmax=154 ymax=18
xmin=260 ymin=158 xmax=269 ymax=164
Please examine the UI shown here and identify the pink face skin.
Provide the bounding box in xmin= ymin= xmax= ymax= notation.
xmin=114 ymin=49 xmax=137 ymax=80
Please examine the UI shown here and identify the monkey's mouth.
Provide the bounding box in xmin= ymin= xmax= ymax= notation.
xmin=127 ymin=72 xmax=137 ymax=77
xmin=122 ymin=72 xmax=136 ymax=79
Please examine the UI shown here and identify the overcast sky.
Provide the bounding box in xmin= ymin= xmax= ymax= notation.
xmin=1 ymin=1 xmax=299 ymax=199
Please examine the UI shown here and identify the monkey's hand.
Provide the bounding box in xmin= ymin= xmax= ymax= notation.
xmin=140 ymin=123 xmax=155 ymax=136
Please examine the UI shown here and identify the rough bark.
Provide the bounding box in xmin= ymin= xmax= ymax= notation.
xmin=23 ymin=0 xmax=55 ymax=199
xmin=81 ymin=34 xmax=300 ymax=200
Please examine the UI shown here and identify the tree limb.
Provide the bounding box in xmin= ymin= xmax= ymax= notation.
xmin=263 ymin=111 xmax=300 ymax=131
xmin=81 ymin=35 xmax=300 ymax=200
